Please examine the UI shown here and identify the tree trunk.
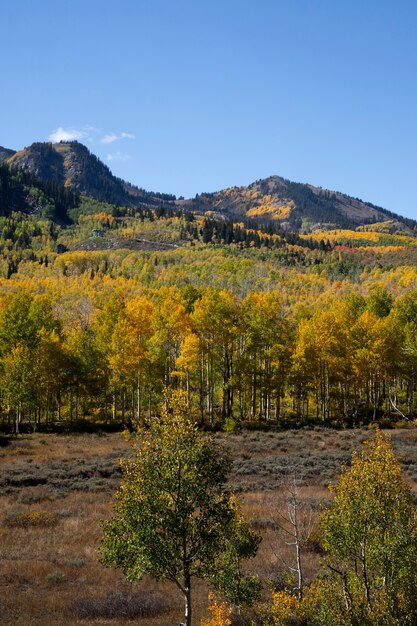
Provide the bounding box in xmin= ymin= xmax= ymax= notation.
xmin=69 ymin=390 xmax=73 ymax=422
xmin=184 ymin=573 xmax=192 ymax=626
xmin=199 ymin=352 xmax=205 ymax=425
xmin=186 ymin=369 xmax=190 ymax=407
xmin=294 ymin=511 xmax=303 ymax=599
xmin=15 ymin=403 xmax=21 ymax=435
xmin=251 ymin=365 xmax=257 ymax=420
xmin=137 ymin=371 xmax=141 ymax=425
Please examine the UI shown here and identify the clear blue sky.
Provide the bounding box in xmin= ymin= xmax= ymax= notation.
xmin=3 ymin=0 xmax=417 ymax=218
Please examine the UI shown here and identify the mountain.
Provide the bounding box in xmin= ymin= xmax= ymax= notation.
xmin=4 ymin=141 xmax=175 ymax=207
xmin=0 ymin=146 xmax=16 ymax=164
xmin=180 ymin=175 xmax=415 ymax=231
xmin=2 ymin=141 xmax=415 ymax=232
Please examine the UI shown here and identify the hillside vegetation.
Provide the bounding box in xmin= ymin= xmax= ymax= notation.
xmin=0 ymin=144 xmax=417 ymax=433
xmin=0 ymin=191 xmax=415 ymax=433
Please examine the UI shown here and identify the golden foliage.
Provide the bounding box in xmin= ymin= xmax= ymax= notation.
xmin=268 ymin=590 xmax=298 ymax=625
xmin=78 ymin=212 xmax=115 ymax=225
xmin=201 ymin=592 xmax=232 ymax=626
xmin=246 ymin=203 xmax=292 ymax=220
xmin=303 ymin=228 xmax=417 ymax=247
xmin=5 ymin=510 xmax=58 ymax=528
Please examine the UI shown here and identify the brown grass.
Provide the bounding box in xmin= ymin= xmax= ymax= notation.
xmin=1 ymin=427 xmax=417 ymax=625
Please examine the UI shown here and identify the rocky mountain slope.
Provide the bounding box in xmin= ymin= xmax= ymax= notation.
xmin=181 ymin=175 xmax=413 ymax=231
xmin=1 ymin=141 xmax=415 ymax=232
xmin=0 ymin=146 xmax=16 ymax=163
xmin=3 ymin=141 xmax=175 ymax=207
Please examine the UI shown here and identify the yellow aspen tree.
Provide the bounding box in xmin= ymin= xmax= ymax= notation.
xmin=320 ymin=429 xmax=417 ymax=624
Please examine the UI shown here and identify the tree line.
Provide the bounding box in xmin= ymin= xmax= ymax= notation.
xmin=2 ymin=283 xmax=417 ymax=433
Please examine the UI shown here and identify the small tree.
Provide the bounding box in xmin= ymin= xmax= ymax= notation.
xmin=201 ymin=592 xmax=232 ymax=626
xmin=319 ymin=428 xmax=417 ymax=624
xmin=264 ymin=430 xmax=417 ymax=626
xmin=100 ymin=391 xmax=260 ymax=626
xmin=274 ymin=474 xmax=315 ymax=599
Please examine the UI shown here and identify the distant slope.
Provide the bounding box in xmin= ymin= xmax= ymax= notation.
xmin=181 ymin=175 xmax=415 ymax=231
xmin=0 ymin=146 xmax=16 ymax=164
xmin=0 ymin=163 xmax=79 ymax=221
xmin=5 ymin=141 xmax=175 ymax=208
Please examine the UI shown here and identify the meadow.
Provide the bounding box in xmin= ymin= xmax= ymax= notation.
xmin=2 ymin=426 xmax=417 ymax=625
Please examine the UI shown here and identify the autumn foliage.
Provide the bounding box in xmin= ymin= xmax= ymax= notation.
xmin=1 ymin=280 xmax=417 ymax=432
xmin=264 ymin=429 xmax=417 ymax=626
xmin=201 ymin=592 xmax=232 ymax=626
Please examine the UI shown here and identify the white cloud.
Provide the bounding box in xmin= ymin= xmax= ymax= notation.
xmin=101 ymin=131 xmax=135 ymax=144
xmin=48 ymin=126 xmax=135 ymax=147
xmin=107 ymin=152 xmax=132 ymax=162
xmin=101 ymin=133 xmax=118 ymax=144
xmin=48 ymin=126 xmax=87 ymax=142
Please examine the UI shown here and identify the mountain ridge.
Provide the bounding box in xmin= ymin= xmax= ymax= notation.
xmin=0 ymin=146 xmax=16 ymax=163
xmin=2 ymin=140 xmax=415 ymax=232
xmin=181 ymin=175 xmax=414 ymax=231
xmin=4 ymin=141 xmax=176 ymax=208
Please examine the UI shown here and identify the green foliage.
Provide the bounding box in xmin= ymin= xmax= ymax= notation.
xmin=261 ymin=430 xmax=417 ymax=626
xmin=366 ymin=285 xmax=393 ymax=318
xmin=100 ymin=391 xmax=260 ymax=626
xmin=0 ymin=162 xmax=79 ymax=222
xmin=318 ymin=429 xmax=417 ymax=625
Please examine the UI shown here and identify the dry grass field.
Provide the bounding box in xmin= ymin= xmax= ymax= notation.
xmin=1 ymin=426 xmax=417 ymax=625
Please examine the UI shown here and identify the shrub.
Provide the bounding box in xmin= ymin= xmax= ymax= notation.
xmin=18 ymin=487 xmax=52 ymax=504
xmin=70 ymin=591 xmax=173 ymax=619
xmin=201 ymin=592 xmax=232 ymax=626
xmin=268 ymin=590 xmax=299 ymax=625
xmin=64 ymin=558 xmax=86 ymax=568
xmin=4 ymin=510 xmax=58 ymax=528
xmin=46 ymin=570 xmax=65 ymax=584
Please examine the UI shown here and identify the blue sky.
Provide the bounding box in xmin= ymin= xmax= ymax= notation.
xmin=3 ymin=0 xmax=417 ymax=218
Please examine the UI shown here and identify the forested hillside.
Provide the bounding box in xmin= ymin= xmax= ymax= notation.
xmin=0 ymin=178 xmax=415 ymax=433
xmin=4 ymin=142 xmax=176 ymax=207
xmin=0 ymin=163 xmax=79 ymax=221
xmin=0 ymin=144 xmax=417 ymax=433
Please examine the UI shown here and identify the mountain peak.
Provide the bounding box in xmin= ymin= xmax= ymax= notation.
xmin=183 ymin=174 xmax=413 ymax=230
xmin=4 ymin=141 xmax=175 ymax=207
